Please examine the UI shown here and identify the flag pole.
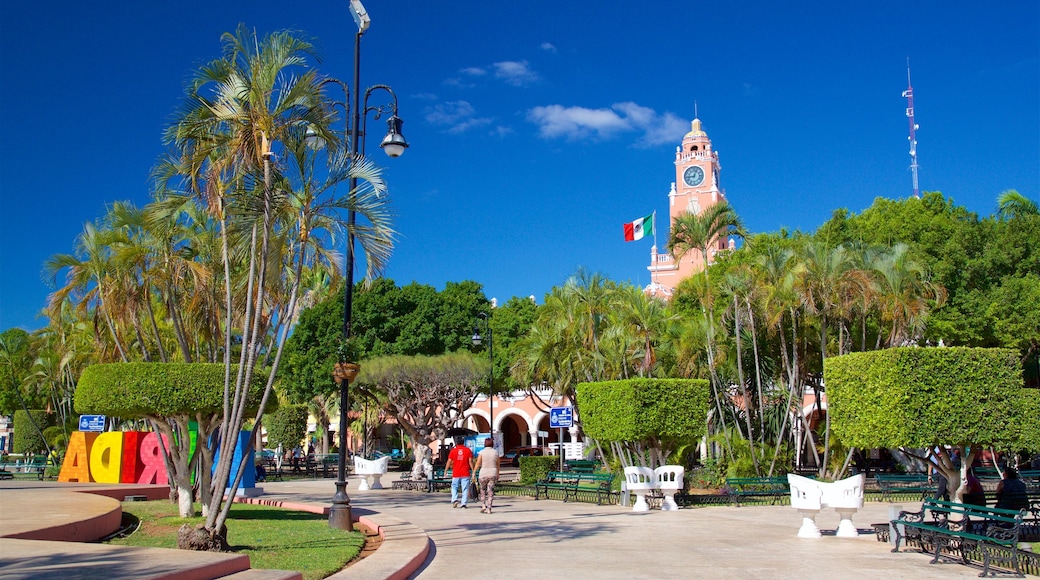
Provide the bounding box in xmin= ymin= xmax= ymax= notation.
xmin=652 ymin=210 xmax=658 ymax=287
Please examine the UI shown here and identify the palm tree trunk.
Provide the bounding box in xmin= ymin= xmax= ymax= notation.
xmin=145 ymin=297 xmax=168 ymax=362
xmin=733 ymin=294 xmax=759 ymax=475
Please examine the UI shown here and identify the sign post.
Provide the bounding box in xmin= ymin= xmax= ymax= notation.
xmin=549 ymin=407 xmax=573 ymax=471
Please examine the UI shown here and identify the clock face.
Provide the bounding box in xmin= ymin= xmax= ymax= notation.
xmin=683 ymin=165 xmax=704 ymax=187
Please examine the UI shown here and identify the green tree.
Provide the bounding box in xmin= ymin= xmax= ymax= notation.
xmin=359 ymin=353 xmax=486 ymax=478
xmin=0 ymin=329 xmax=42 ymax=416
xmin=826 ymin=347 xmax=1036 ymax=500
xmin=578 ymin=378 xmax=709 ymax=468
xmin=265 ymin=404 xmax=308 ymax=455
xmin=76 ymin=362 xmax=269 ymax=518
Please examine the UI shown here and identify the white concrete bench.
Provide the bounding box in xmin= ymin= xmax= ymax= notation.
xmin=787 ymin=473 xmax=865 ymax=538
xmin=623 ymin=465 xmax=685 ymax=512
xmin=354 ymin=456 xmax=390 ymax=490
xmin=654 ymin=465 xmax=685 ymax=511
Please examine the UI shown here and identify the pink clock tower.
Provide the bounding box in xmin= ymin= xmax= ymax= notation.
xmin=645 ymin=118 xmax=731 ymax=298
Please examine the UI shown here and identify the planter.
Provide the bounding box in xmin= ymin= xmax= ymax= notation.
xmin=333 ymin=362 xmax=361 ymax=382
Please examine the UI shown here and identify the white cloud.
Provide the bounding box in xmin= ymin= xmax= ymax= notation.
xmin=460 ymin=66 xmax=487 ymax=77
xmin=540 ymin=42 xmax=557 ymax=53
xmin=492 ymin=60 xmax=539 ymax=86
xmin=527 ymin=102 xmax=687 ymax=146
xmin=527 ymin=105 xmax=629 ymax=140
xmin=425 ymin=100 xmax=494 ymax=134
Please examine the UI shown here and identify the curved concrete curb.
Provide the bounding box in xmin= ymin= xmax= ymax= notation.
xmin=234 ymin=497 xmax=431 ymax=580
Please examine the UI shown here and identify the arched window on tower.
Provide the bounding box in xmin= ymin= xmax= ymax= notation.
xmin=691 ymin=145 xmax=699 ymax=152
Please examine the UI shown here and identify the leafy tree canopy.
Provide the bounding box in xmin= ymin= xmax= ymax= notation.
xmin=278 ymin=278 xmax=492 ymax=403
xmin=826 ymin=347 xmax=1035 ymax=451
xmin=76 ymin=363 xmax=270 ymax=417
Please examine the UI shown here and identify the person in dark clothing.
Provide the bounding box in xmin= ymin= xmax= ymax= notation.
xmin=995 ymin=466 xmax=1029 ymax=511
xmin=961 ymin=468 xmax=987 ymax=506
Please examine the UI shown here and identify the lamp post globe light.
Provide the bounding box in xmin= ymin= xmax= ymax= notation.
xmin=471 ymin=312 xmax=494 ymax=448
xmin=327 ymin=0 xmax=408 ymax=532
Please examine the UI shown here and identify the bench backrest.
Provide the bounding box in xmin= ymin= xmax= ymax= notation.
xmin=625 ymin=466 xmax=654 ymax=489
xmin=876 ymin=473 xmax=928 ymax=482
xmin=726 ymin=477 xmax=787 ymax=488
xmin=925 ymin=498 xmax=1025 ymax=528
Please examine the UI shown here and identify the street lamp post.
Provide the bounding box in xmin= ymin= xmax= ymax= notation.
xmin=471 ymin=312 xmax=494 ymax=445
xmin=328 ymin=0 xmax=408 ymax=532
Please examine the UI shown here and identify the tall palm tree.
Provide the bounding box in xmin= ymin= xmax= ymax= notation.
xmin=668 ymin=201 xmax=747 ymax=457
xmin=162 ymin=25 xmax=394 ymax=541
xmin=793 ymin=240 xmax=858 ymax=475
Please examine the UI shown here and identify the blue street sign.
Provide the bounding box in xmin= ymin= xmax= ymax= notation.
xmin=79 ymin=415 xmax=106 ymax=432
xmin=549 ymin=406 xmax=573 ymax=429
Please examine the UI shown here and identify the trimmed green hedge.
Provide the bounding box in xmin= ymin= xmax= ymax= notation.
xmin=826 ymin=347 xmax=1036 ymax=451
xmin=519 ymin=455 xmax=558 ymax=485
xmin=577 ymin=379 xmax=710 ymax=446
xmin=265 ymin=404 xmax=308 ymax=452
xmin=13 ymin=410 xmax=52 ymax=455
xmin=75 ymin=363 xmax=271 ymax=417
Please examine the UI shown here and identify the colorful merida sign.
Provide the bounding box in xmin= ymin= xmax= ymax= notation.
xmin=59 ymin=431 xmax=170 ymax=484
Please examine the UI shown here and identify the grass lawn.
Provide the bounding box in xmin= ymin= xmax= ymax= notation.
xmin=108 ymin=500 xmax=365 ymax=580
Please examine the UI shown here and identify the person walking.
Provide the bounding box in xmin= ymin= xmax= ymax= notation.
xmin=447 ymin=438 xmax=474 ymax=508
xmin=472 ymin=438 xmax=501 ymax=514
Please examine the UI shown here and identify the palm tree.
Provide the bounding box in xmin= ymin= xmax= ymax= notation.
xmin=44 ymin=221 xmax=129 ymax=363
xmin=162 ymin=25 xmax=394 ymax=543
xmin=997 ymin=189 xmax=1039 ymax=220
xmin=869 ymin=244 xmax=946 ymax=347
xmin=793 ymin=240 xmax=859 ymax=476
xmin=667 ymin=201 xmax=747 ymax=458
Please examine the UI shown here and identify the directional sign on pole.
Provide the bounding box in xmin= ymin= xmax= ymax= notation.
xmin=79 ymin=415 xmax=106 ymax=432
xmin=549 ymin=406 xmax=573 ymax=429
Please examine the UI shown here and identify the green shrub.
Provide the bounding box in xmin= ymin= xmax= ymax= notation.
xmin=826 ymin=347 xmax=1034 ymax=451
xmin=75 ymin=363 xmax=271 ymax=417
xmin=13 ymin=410 xmax=52 ymax=455
xmin=519 ymin=456 xmax=557 ymax=484
xmin=265 ymin=404 xmax=308 ymax=452
xmin=578 ymin=379 xmax=709 ymax=463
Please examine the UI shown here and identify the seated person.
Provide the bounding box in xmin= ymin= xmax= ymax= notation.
xmin=994 ymin=466 xmax=1029 ymax=512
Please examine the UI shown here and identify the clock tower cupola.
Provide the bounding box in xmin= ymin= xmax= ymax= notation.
xmin=646 ymin=117 xmax=728 ymax=298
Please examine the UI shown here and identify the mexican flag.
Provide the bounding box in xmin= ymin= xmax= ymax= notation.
xmin=623 ymin=213 xmax=654 ymax=242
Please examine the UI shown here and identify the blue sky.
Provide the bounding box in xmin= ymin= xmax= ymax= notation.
xmin=1 ymin=1 xmax=1037 ymax=331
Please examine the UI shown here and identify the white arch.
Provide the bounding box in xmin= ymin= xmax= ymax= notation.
xmin=494 ymin=407 xmax=534 ymax=433
xmin=462 ymin=408 xmax=489 ymax=429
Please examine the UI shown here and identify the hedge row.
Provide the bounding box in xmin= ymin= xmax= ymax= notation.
xmin=75 ymin=363 xmax=271 ymax=417
xmin=577 ymin=378 xmax=710 ymax=445
xmin=826 ymin=347 xmax=1037 ymax=450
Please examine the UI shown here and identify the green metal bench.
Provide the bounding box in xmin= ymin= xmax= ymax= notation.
xmin=891 ymin=498 xmax=1027 ymax=576
xmin=876 ymin=473 xmax=932 ymax=502
xmin=0 ymin=459 xmax=47 ymax=481
xmin=535 ymin=471 xmax=615 ymax=504
xmin=724 ymin=476 xmax=789 ymax=506
xmin=566 ymin=460 xmax=598 ymax=473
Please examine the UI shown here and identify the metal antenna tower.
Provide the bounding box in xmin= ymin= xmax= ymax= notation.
xmin=902 ymin=58 xmax=920 ymax=198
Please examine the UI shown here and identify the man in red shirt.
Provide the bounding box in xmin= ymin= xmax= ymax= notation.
xmin=448 ymin=439 xmax=475 ymax=508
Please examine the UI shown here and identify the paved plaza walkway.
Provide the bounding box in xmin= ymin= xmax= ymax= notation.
xmin=0 ymin=477 xmax=1009 ymax=579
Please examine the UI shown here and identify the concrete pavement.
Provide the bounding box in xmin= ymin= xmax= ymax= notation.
xmin=0 ymin=476 xmax=1012 ymax=579
xmin=261 ymin=479 xmax=989 ymax=579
